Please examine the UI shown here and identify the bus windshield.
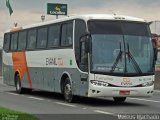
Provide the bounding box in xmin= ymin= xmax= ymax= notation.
xmin=88 ymin=20 xmax=154 ymax=76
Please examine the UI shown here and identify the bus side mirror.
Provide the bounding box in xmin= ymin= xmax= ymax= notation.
xmin=80 ymin=32 xmax=91 ymax=53
xmin=152 ymin=38 xmax=158 ymax=61
xmin=154 ymin=47 xmax=158 ymax=61
xmin=85 ymin=37 xmax=89 ymax=53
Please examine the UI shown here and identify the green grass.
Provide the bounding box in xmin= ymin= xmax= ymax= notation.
xmin=0 ymin=107 xmax=39 ymax=120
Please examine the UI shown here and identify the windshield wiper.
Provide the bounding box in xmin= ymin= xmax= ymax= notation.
xmin=126 ymin=43 xmax=142 ymax=74
xmin=110 ymin=42 xmax=123 ymax=72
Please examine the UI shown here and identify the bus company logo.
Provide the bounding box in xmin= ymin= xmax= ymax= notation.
xmin=121 ymin=78 xmax=132 ymax=86
xmin=46 ymin=57 xmax=64 ymax=66
xmin=123 ymin=78 xmax=130 ymax=82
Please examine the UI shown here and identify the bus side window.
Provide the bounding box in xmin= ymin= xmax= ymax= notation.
xmin=37 ymin=27 xmax=47 ymax=49
xmin=27 ymin=29 xmax=37 ymax=50
xmin=18 ymin=31 xmax=27 ymax=50
xmin=48 ymin=24 xmax=60 ymax=47
xmin=61 ymin=22 xmax=73 ymax=47
xmin=11 ymin=33 xmax=18 ymax=51
xmin=3 ymin=34 xmax=10 ymax=52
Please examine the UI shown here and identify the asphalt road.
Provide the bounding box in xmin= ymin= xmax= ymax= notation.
xmin=0 ymin=77 xmax=160 ymax=120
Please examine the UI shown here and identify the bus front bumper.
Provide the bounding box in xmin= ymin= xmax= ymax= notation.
xmin=88 ymin=86 xmax=154 ymax=97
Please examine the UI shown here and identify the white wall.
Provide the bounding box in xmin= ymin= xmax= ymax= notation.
xmin=150 ymin=21 xmax=160 ymax=35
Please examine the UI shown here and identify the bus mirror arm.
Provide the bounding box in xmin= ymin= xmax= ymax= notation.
xmin=80 ymin=32 xmax=91 ymax=38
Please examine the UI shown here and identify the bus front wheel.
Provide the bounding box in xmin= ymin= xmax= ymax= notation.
xmin=63 ymin=78 xmax=74 ymax=103
xmin=113 ymin=97 xmax=126 ymax=103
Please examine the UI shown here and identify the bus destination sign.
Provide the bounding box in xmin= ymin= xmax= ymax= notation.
xmin=47 ymin=3 xmax=67 ymax=15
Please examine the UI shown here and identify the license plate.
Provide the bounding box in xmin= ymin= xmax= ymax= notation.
xmin=119 ymin=90 xmax=130 ymax=95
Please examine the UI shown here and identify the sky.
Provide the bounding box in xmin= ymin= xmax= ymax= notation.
xmin=0 ymin=0 xmax=160 ymax=39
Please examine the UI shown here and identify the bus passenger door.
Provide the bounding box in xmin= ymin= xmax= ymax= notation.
xmin=78 ymin=35 xmax=89 ymax=96
xmin=79 ymin=37 xmax=89 ymax=72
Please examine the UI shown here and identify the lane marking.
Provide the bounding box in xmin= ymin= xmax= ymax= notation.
xmin=94 ymin=110 xmax=115 ymax=115
xmin=7 ymin=92 xmax=19 ymax=96
xmin=128 ymin=98 xmax=160 ymax=103
xmin=55 ymin=102 xmax=76 ymax=107
xmin=28 ymin=96 xmax=44 ymax=101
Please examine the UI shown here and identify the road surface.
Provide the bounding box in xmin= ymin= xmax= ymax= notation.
xmin=0 ymin=78 xmax=160 ymax=120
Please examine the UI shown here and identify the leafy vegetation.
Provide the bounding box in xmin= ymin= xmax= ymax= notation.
xmin=0 ymin=107 xmax=39 ymax=120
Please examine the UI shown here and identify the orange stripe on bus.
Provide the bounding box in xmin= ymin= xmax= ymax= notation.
xmin=12 ymin=52 xmax=32 ymax=88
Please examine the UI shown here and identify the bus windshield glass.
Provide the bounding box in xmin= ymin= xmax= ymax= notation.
xmin=88 ymin=20 xmax=154 ymax=75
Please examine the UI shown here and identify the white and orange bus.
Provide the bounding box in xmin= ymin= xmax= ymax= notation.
xmin=3 ymin=14 xmax=156 ymax=102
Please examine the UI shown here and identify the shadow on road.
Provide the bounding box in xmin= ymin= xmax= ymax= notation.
xmin=75 ymin=97 xmax=146 ymax=107
xmin=6 ymin=90 xmax=146 ymax=107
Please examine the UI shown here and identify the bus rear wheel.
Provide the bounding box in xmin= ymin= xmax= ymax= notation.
xmin=15 ymin=74 xmax=24 ymax=94
xmin=15 ymin=74 xmax=31 ymax=94
xmin=113 ymin=97 xmax=126 ymax=103
xmin=63 ymin=78 xmax=75 ymax=103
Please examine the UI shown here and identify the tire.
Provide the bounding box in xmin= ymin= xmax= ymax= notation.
xmin=113 ymin=97 xmax=126 ymax=103
xmin=15 ymin=74 xmax=25 ymax=94
xmin=63 ymin=78 xmax=75 ymax=103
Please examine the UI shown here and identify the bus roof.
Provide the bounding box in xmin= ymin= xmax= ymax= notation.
xmin=6 ymin=14 xmax=146 ymax=33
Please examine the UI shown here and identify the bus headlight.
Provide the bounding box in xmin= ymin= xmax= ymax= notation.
xmin=142 ymin=81 xmax=154 ymax=87
xmin=90 ymin=80 xmax=109 ymax=87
